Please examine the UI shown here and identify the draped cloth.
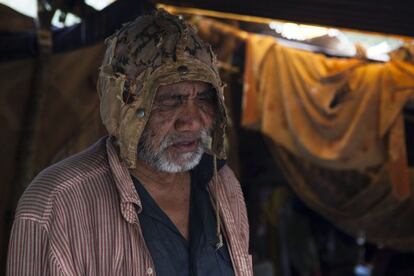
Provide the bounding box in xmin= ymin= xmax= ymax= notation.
xmin=270 ymin=144 xmax=414 ymax=251
xmin=243 ymin=34 xmax=414 ymax=249
xmin=243 ymin=34 xmax=414 ymax=170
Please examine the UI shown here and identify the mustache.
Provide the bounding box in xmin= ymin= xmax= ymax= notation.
xmin=160 ymin=129 xmax=210 ymax=149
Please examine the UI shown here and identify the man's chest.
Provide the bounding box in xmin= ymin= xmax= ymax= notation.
xmin=133 ymin=173 xmax=236 ymax=276
xmin=135 ymin=171 xmax=191 ymax=232
xmin=152 ymin=189 xmax=191 ymax=240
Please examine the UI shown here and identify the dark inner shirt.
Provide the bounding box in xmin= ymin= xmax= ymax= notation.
xmin=132 ymin=154 xmax=235 ymax=276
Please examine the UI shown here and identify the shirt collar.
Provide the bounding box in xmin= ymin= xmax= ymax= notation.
xmin=106 ymin=136 xmax=142 ymax=224
xmin=106 ymin=136 xmax=227 ymax=223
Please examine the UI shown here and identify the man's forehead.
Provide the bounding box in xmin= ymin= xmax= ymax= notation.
xmin=156 ymin=81 xmax=212 ymax=96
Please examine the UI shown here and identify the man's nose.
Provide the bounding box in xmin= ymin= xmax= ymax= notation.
xmin=174 ymin=99 xmax=203 ymax=132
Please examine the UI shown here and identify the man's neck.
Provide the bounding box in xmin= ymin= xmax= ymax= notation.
xmin=131 ymin=158 xmax=192 ymax=240
xmin=130 ymin=158 xmax=190 ymax=191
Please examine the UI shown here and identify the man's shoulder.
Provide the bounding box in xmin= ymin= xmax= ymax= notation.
xmin=15 ymin=137 xmax=111 ymax=223
xmin=41 ymin=137 xmax=109 ymax=182
xmin=215 ymin=163 xmax=245 ymax=200
xmin=218 ymin=164 xmax=239 ymax=186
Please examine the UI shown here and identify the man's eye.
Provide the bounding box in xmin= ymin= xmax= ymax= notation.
xmin=157 ymin=95 xmax=182 ymax=108
xmin=197 ymin=92 xmax=214 ymax=103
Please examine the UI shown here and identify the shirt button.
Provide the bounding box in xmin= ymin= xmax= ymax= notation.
xmin=147 ymin=267 xmax=153 ymax=275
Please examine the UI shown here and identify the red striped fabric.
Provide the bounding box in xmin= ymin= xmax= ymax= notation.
xmin=7 ymin=137 xmax=252 ymax=275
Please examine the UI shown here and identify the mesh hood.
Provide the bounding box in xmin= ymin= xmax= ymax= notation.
xmin=97 ymin=10 xmax=228 ymax=168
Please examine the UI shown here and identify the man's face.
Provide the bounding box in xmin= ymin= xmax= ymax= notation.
xmin=137 ymin=80 xmax=216 ymax=173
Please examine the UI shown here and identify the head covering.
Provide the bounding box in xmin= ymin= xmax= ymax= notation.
xmin=97 ymin=9 xmax=227 ymax=168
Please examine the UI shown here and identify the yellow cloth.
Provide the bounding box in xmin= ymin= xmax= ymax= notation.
xmin=243 ymin=34 xmax=414 ymax=170
xmin=242 ymin=34 xmax=414 ymax=246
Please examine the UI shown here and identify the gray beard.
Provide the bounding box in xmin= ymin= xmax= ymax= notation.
xmin=137 ymin=129 xmax=210 ymax=173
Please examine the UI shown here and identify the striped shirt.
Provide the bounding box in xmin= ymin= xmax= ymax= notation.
xmin=7 ymin=137 xmax=252 ymax=276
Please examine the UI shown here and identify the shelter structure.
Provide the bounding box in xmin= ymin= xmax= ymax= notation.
xmin=1 ymin=0 xmax=414 ymax=275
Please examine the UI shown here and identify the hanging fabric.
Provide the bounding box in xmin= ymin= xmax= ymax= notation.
xmin=242 ymin=33 xmax=414 ymax=250
xmin=243 ymin=34 xmax=414 ymax=171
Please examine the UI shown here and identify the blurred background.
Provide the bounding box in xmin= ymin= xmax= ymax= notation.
xmin=1 ymin=0 xmax=414 ymax=275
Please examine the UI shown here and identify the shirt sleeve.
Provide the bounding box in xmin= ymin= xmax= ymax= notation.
xmin=7 ymin=218 xmax=64 ymax=276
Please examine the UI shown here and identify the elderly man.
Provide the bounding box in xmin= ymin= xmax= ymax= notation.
xmin=7 ymin=10 xmax=252 ymax=276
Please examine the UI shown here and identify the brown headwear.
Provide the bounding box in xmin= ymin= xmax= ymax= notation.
xmin=97 ymin=10 xmax=227 ymax=168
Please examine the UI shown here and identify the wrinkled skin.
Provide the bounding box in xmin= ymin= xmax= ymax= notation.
xmin=131 ymin=80 xmax=216 ymax=240
xmin=98 ymin=11 xmax=227 ymax=168
xmin=137 ymin=80 xmax=216 ymax=172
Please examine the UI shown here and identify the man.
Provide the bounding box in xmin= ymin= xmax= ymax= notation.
xmin=7 ymin=10 xmax=252 ymax=276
